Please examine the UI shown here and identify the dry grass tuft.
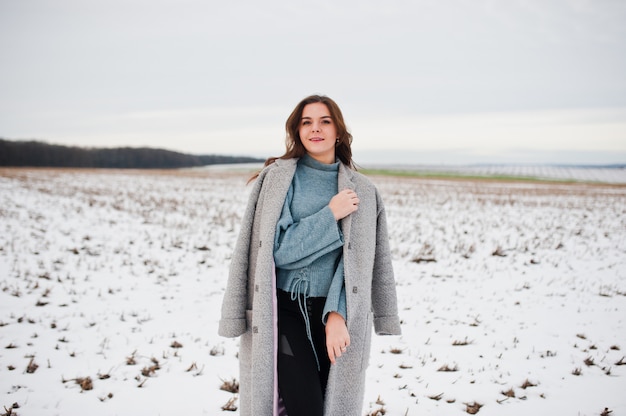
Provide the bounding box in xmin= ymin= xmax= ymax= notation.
xmin=438 ymin=364 xmax=458 ymax=372
xmin=141 ymin=357 xmax=161 ymax=377
xmin=170 ymin=340 xmax=183 ymax=349
xmin=428 ymin=393 xmax=444 ymax=401
xmin=210 ymin=345 xmax=224 ymax=356
xmin=76 ymin=377 xmax=93 ymax=391
xmin=1 ymin=402 xmax=20 ymax=416
xmin=600 ymin=408 xmax=613 ymax=416
xmin=411 ymin=243 xmax=436 ymax=263
xmin=501 ymin=388 xmax=515 ymax=398
xmin=572 ymin=367 xmax=582 ymax=376
xmin=465 ymin=401 xmax=483 ymax=414
xmin=614 ymin=356 xmax=625 ymax=366
xmin=520 ymin=379 xmax=537 ymax=389
xmin=367 ymin=407 xmax=386 ymax=416
xmin=221 ymin=397 xmax=237 ymax=412
xmin=98 ymin=392 xmax=114 ymax=402
xmin=583 ymin=356 xmax=595 ymax=366
xmin=141 ymin=364 xmax=160 ymax=377
xmin=220 ymin=378 xmax=239 ymax=394
xmin=62 ymin=376 xmax=93 ymax=391
xmin=411 ymin=257 xmax=436 ymax=264
xmin=25 ymin=358 xmax=38 ymax=374
xmin=452 ymin=337 xmax=472 ymax=346
xmin=126 ymin=351 xmax=137 ymax=365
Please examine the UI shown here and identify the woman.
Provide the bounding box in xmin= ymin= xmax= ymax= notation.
xmin=218 ymin=95 xmax=401 ymax=416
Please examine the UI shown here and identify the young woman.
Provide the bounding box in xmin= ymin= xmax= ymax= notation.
xmin=218 ymin=95 xmax=401 ymax=416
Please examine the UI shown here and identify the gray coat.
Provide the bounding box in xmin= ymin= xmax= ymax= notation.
xmin=218 ymin=157 xmax=401 ymax=416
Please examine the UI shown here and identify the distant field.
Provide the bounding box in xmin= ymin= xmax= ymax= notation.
xmin=2 ymin=163 xmax=625 ymax=185
xmin=361 ymin=164 xmax=626 ymax=184
xmin=197 ymin=162 xmax=626 ymax=185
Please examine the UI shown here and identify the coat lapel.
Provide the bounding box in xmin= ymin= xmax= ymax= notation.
xmin=338 ymin=163 xmax=355 ymax=244
xmin=262 ymin=158 xmax=298 ymax=234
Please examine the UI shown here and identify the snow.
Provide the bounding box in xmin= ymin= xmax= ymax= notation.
xmin=0 ymin=167 xmax=624 ymax=416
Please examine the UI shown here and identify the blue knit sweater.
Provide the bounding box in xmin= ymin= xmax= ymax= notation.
xmin=273 ymin=154 xmax=347 ymax=323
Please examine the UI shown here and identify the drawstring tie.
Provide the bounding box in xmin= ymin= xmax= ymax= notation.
xmin=289 ymin=272 xmax=321 ymax=371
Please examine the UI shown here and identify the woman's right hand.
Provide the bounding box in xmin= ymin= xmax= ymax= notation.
xmin=325 ymin=312 xmax=350 ymax=365
xmin=329 ymin=189 xmax=359 ymax=221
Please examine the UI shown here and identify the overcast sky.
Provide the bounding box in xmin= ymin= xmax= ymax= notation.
xmin=1 ymin=0 xmax=625 ymax=164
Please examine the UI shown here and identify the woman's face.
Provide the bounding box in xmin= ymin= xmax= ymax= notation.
xmin=298 ymin=102 xmax=338 ymax=164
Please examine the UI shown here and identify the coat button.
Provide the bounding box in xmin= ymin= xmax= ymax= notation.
xmin=352 ymin=286 xmax=358 ymax=294
xmin=253 ymin=326 xmax=258 ymax=333
xmin=255 ymin=284 xmax=259 ymax=292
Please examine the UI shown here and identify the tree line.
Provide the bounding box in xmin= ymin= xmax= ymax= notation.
xmin=0 ymin=138 xmax=263 ymax=168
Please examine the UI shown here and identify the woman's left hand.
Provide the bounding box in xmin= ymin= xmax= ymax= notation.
xmin=325 ymin=312 xmax=350 ymax=365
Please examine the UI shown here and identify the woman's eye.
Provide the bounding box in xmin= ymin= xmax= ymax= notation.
xmin=322 ymin=120 xmax=331 ymax=124
xmin=302 ymin=120 xmax=311 ymax=125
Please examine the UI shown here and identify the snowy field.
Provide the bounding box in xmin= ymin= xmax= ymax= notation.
xmin=0 ymin=167 xmax=624 ymax=416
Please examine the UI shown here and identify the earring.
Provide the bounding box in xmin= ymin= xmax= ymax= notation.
xmin=336 ymin=138 xmax=340 ymax=143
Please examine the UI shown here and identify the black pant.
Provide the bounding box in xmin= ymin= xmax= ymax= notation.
xmin=277 ymin=289 xmax=331 ymax=416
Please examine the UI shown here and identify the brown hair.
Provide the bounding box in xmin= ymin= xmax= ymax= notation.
xmin=249 ymin=94 xmax=355 ymax=182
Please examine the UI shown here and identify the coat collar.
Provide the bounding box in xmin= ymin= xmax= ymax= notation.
xmin=338 ymin=161 xmax=356 ymax=191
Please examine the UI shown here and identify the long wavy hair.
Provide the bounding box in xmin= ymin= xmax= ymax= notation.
xmin=249 ymin=95 xmax=355 ymax=182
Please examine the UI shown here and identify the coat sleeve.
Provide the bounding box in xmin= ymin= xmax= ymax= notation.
xmin=274 ymin=184 xmax=344 ymax=269
xmin=322 ymin=256 xmax=347 ymax=323
xmin=371 ymin=189 xmax=402 ymax=335
xmin=218 ymin=173 xmax=264 ymax=338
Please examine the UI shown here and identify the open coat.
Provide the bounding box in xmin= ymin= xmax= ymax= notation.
xmin=218 ymin=157 xmax=401 ymax=416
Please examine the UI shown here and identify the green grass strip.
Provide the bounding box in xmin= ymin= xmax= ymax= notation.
xmin=360 ymin=168 xmax=583 ymax=184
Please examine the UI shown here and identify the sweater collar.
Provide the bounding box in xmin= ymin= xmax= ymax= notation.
xmin=273 ymin=157 xmax=353 ymax=184
xmin=300 ymin=153 xmax=340 ymax=172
